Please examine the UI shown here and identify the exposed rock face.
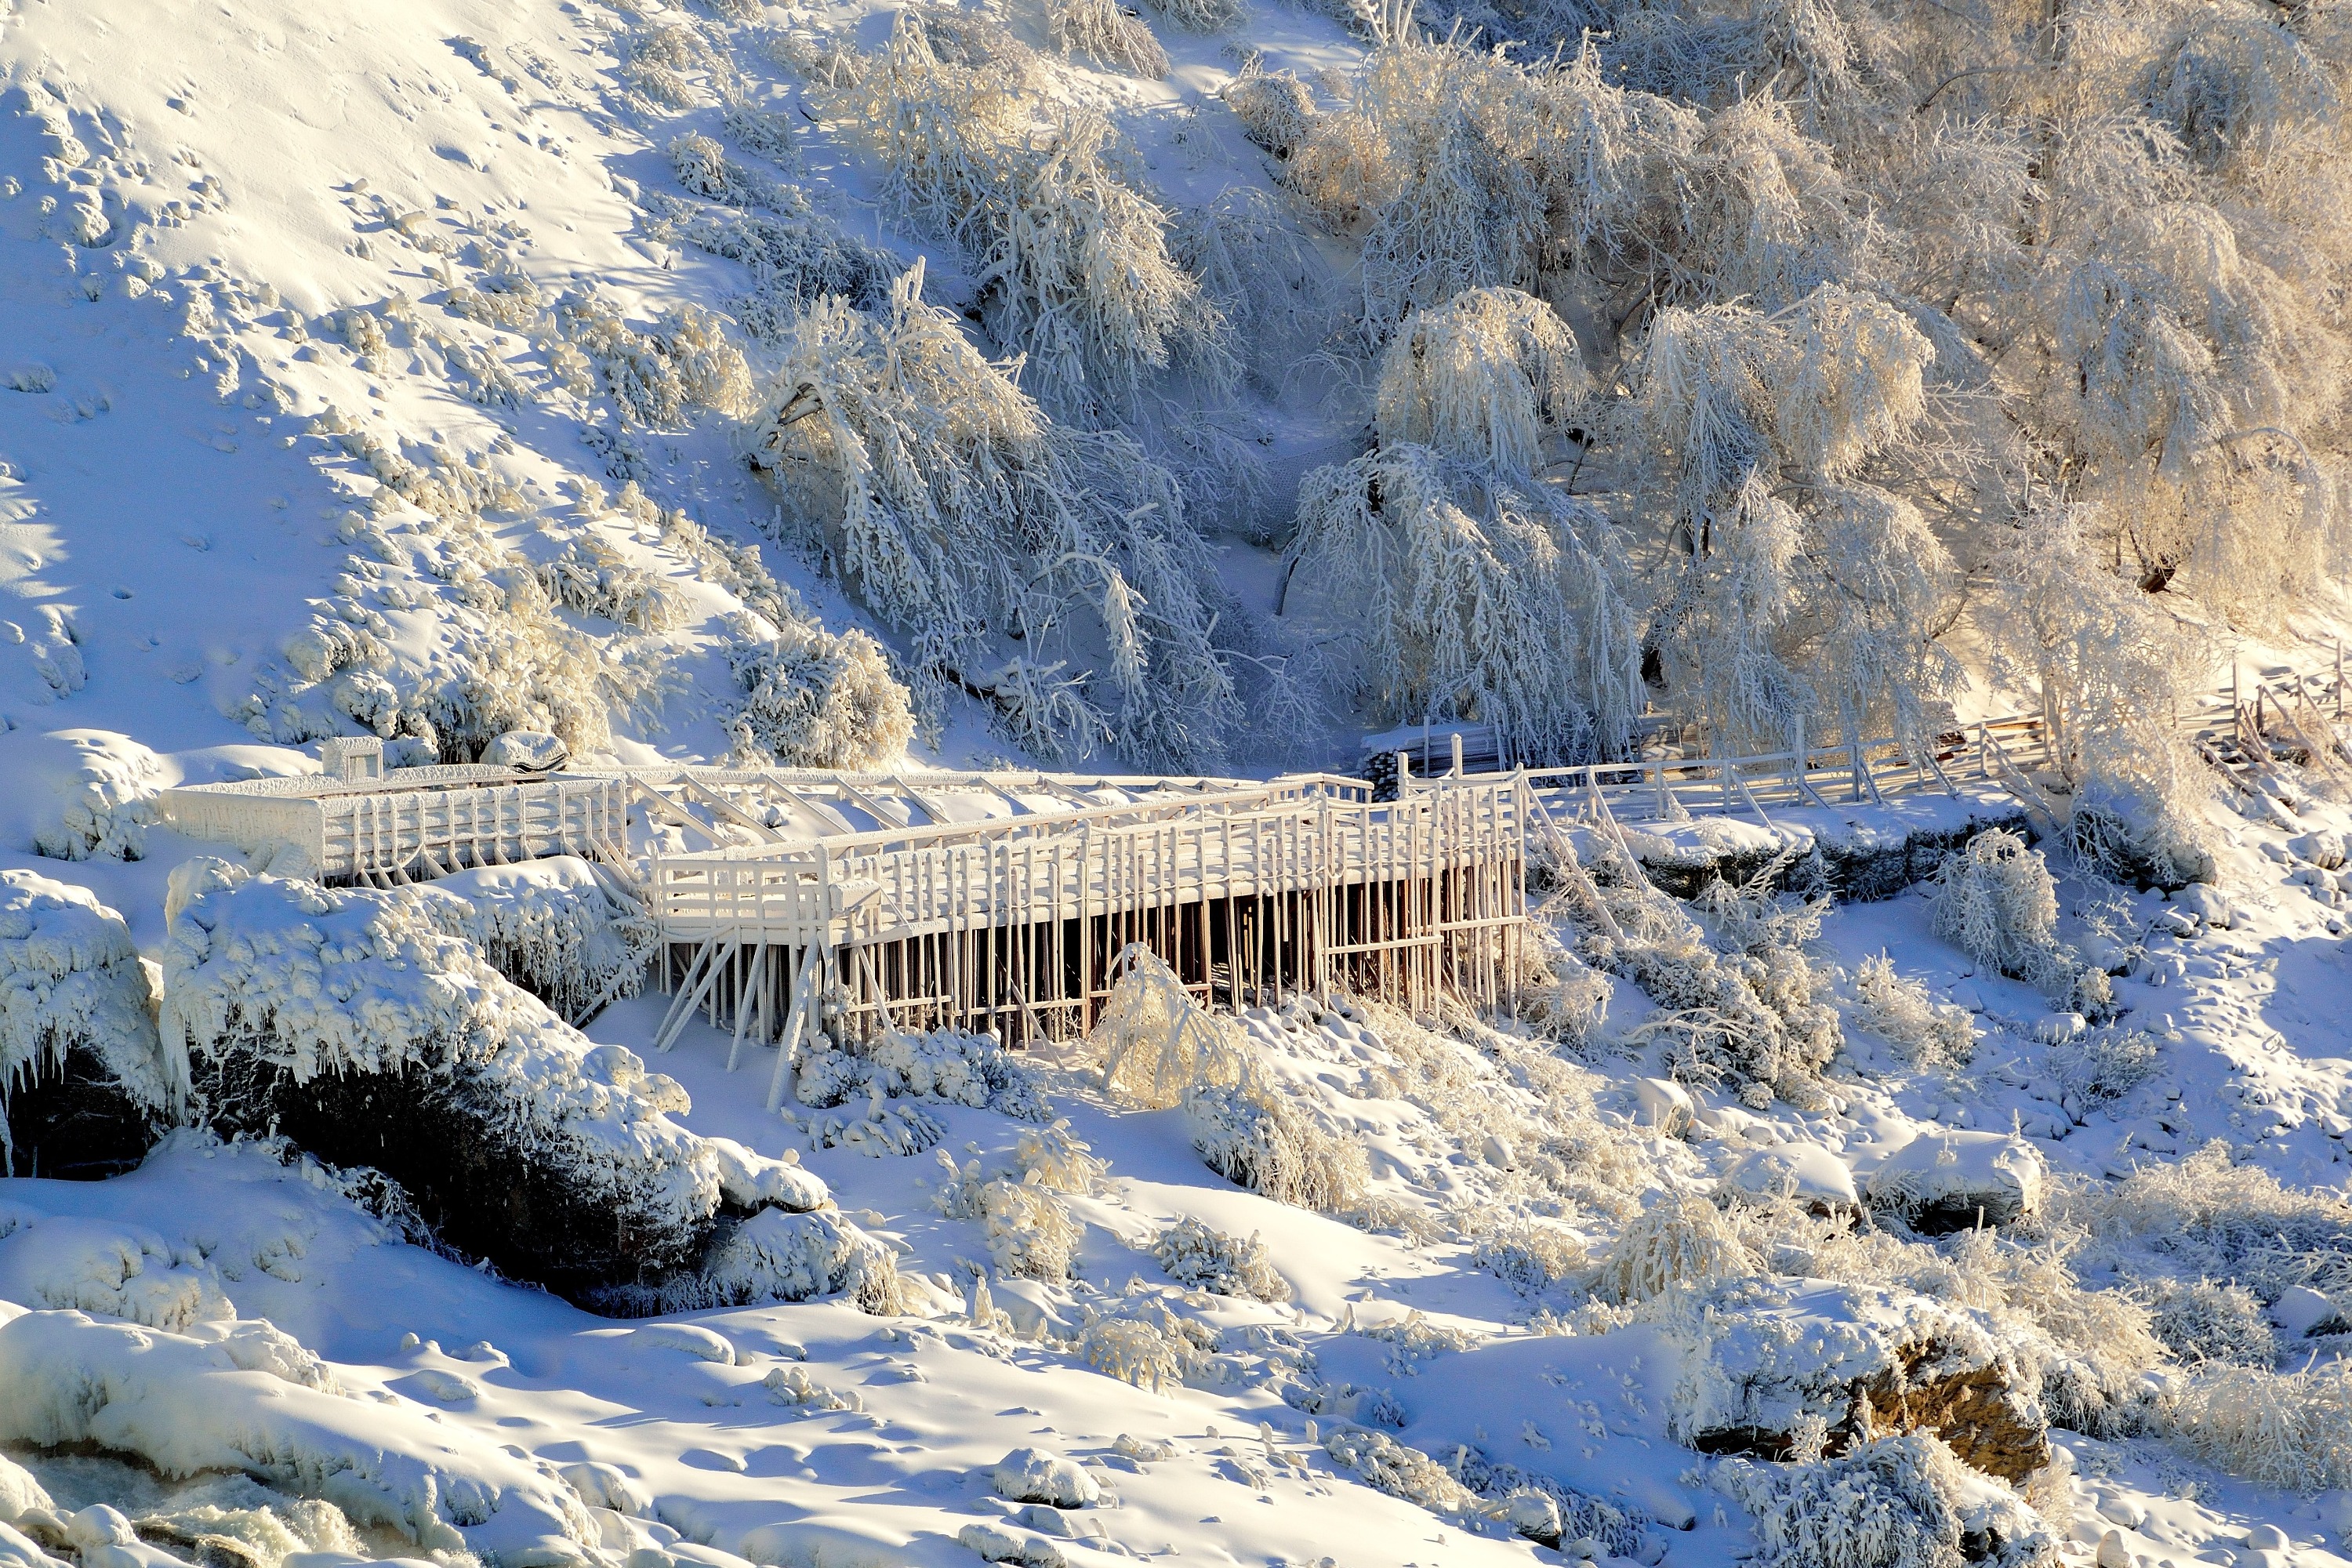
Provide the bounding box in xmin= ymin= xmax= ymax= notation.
xmin=1669 ymin=1279 xmax=2051 ymax=1483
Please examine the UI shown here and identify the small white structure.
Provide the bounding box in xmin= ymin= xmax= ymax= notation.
xmin=158 ymin=746 xmax=625 ymax=885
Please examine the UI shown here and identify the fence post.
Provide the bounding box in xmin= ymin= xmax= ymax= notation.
xmin=1450 ymin=731 xmax=1465 ymax=778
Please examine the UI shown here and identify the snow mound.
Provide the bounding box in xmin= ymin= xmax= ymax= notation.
xmin=1721 ymin=1142 xmax=1860 ymax=1211
xmin=988 ymin=1449 xmax=1097 ymax=1510
xmin=0 ymin=869 xmax=168 ymax=1178
xmin=0 ymin=1308 xmax=600 ymax=1564
xmin=161 ymin=862 xmax=720 ymax=1298
xmin=0 ymin=730 xmax=169 ymax=863
xmin=703 ymin=1137 xmax=829 ymax=1214
xmin=0 ymin=1216 xmax=230 ymax=1332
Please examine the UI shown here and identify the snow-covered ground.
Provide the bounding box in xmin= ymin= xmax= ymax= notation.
xmin=9 ymin=0 xmax=2352 ymax=1566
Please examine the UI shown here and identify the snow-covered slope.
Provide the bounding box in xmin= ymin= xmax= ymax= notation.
xmin=10 ymin=0 xmax=2352 ymax=1566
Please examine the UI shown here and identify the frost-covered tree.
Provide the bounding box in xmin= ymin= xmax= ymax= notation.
xmin=749 ymin=265 xmax=1237 ymax=769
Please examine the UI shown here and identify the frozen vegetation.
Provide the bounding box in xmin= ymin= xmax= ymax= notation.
xmin=8 ymin=0 xmax=2352 ymax=1564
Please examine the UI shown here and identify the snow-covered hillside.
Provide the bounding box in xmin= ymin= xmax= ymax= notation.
xmin=9 ymin=0 xmax=2352 ymax=1566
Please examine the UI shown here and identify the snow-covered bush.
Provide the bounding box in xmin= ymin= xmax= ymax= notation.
xmin=792 ymin=1030 xmax=1049 ymax=1120
xmin=832 ymin=17 xmax=1225 ymax=416
xmin=1849 ymin=954 xmax=1973 ymax=1071
xmin=1715 ymin=1432 xmax=2058 ymax=1568
xmin=556 ymin=294 xmax=753 ymax=426
xmin=1221 ymin=66 xmax=1314 ymax=158
xmin=2147 ymin=1279 xmax=2277 ymax=1368
xmin=1141 ymin=0 xmax=1240 ymax=31
xmin=724 ymin=621 xmax=915 ymax=769
xmin=747 ymin=265 xmax=1236 ymax=768
xmin=1094 ymin=946 xmax=1256 ymax=1109
xmin=765 ymin=1363 xmax=863 ymax=1412
xmin=1075 ymin=1312 xmax=1197 ymax=1392
xmin=2044 ymin=1024 xmax=2159 ymax=1107
xmin=0 ymin=870 xmax=167 ymax=1179
xmin=1373 ymin=288 xmax=1584 ymax=474
xmin=1285 ymin=444 xmax=1642 ymax=764
xmin=426 ymin=858 xmax=646 ymax=1024
xmin=1152 ymin=1217 xmax=1290 ymax=1301
xmin=935 ymin=1151 xmax=1084 ymax=1279
xmin=1470 ymin=1221 xmax=1587 ymax=1296
xmin=0 ymin=1308 xmax=601 ymax=1564
xmin=1014 ymin=1119 xmax=1105 ymax=1191
xmin=1320 ymin=1427 xmax=1479 ymax=1515
xmin=2048 ymin=1141 xmax=2352 ymax=1304
xmin=672 ymin=194 xmax=907 ymax=342
xmin=160 ymin=862 xmax=720 ymax=1298
xmin=1929 ymin=831 xmax=2109 ymax=1014
xmin=671 ymin=131 xmax=775 ymax=208
xmin=689 ymin=1207 xmax=908 ymax=1315
xmin=536 ymin=535 xmax=684 ymax=630
xmin=2162 ymin=1360 xmax=2352 ymax=1491
xmin=1185 ymin=1083 xmax=1369 ymax=1214
xmin=1554 ymin=840 xmax=1836 ymax=1103
xmin=1594 ymin=1191 xmax=1754 ymax=1304
xmin=1046 ymin=0 xmax=1167 ymax=76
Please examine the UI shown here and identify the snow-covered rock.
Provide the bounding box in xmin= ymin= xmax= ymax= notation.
xmin=1668 ymin=1279 xmax=2049 ymax=1483
xmin=1720 ymin=1141 xmax=1860 ymax=1211
xmin=690 ymin=1207 xmax=905 ymax=1314
xmin=481 ymin=729 xmax=569 ymax=771
xmin=1635 ymin=1076 xmax=1695 ymax=1134
xmin=2172 ymin=884 xmax=2233 ymax=929
xmin=989 ymin=1448 xmax=1099 ymax=1509
xmin=705 ymin=1136 xmax=829 ymax=1214
xmin=1864 ymin=1131 xmax=2045 ymax=1233
xmin=0 ymin=730 xmax=169 ymax=863
xmin=0 ymin=1308 xmax=601 ymax=1564
xmin=160 ymin=862 xmax=720 ymax=1299
xmin=0 ymin=1454 xmax=49 ymax=1523
xmin=0 ymin=870 xmax=168 ymax=1178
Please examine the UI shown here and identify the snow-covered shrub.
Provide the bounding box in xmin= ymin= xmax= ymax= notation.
xmin=1094 ymin=946 xmax=1255 ymax=1109
xmin=765 ymin=1363 xmax=863 ymax=1412
xmin=1075 ymin=1312 xmax=1195 ymax=1392
xmin=2147 ymin=1279 xmax=2277 ymax=1368
xmin=2044 ymin=1024 xmax=2158 ymax=1107
xmin=1047 ymin=0 xmax=1168 ymax=76
xmin=1595 ymin=1191 xmax=1754 ymax=1304
xmin=1142 ymin=0 xmax=1240 ymax=30
xmin=674 ymin=195 xmax=907 ymax=342
xmin=724 ymin=621 xmax=915 ymax=769
xmin=1471 ymin=1221 xmax=1587 ymax=1296
xmin=935 ymin=1151 xmax=1084 ymax=1279
xmin=792 ymin=1030 xmax=1049 ymax=1120
xmin=806 ymin=1098 xmax=946 ymax=1156
xmin=161 ymin=862 xmax=720 ymax=1298
xmin=1152 ymin=1218 xmax=1290 ymax=1301
xmin=2048 ymin=1141 xmax=2352 ymax=1303
xmin=1284 ymin=1380 xmax=1406 ymax=1428
xmin=1929 ymin=831 xmax=2109 ymax=1014
xmin=833 ymin=18 xmax=1225 ymax=416
xmin=748 ymin=264 xmax=1236 ymax=768
xmin=1446 ymin=1450 xmax=1641 ymax=1556
xmin=670 ymin=131 xmax=775 ymax=208
xmin=426 ymin=858 xmax=646 ymax=1024
xmin=1185 ymin=1083 xmax=1369 ymax=1214
xmin=556 ymin=294 xmax=752 ymax=426
xmin=2 ymin=728 xmax=167 ymax=863
xmin=1285 ymin=444 xmax=1642 ymax=764
xmin=1320 ymin=1427 xmax=1480 ymax=1515
xmin=1171 ymin=187 xmax=1332 ymax=402
xmin=0 ymin=870 xmax=167 ymax=1179
xmin=1849 ymin=954 xmax=1973 ymax=1071
xmin=1373 ymin=289 xmax=1584 ymax=474
xmin=1221 ymin=66 xmax=1314 ymax=158
xmin=1014 ymin=1119 xmax=1105 ymax=1190
xmin=536 ymin=535 xmax=684 ymax=630
xmin=0 ymin=1308 xmax=601 ymax=1564
xmin=689 ymin=1207 xmax=908 ymax=1315
xmin=1715 ymin=1432 xmax=2058 ymax=1568
xmin=2162 ymin=1360 xmax=2352 ymax=1491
